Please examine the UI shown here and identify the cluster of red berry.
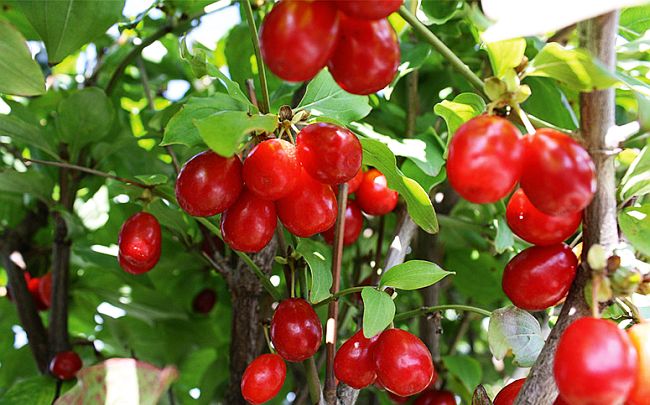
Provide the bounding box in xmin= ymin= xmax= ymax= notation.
xmin=8 ymin=271 xmax=52 ymax=311
xmin=260 ymin=0 xmax=401 ymax=95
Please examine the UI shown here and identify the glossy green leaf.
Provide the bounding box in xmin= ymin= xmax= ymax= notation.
xmin=0 ymin=21 xmax=45 ymax=96
xmin=434 ymin=93 xmax=486 ymax=140
xmin=0 ymin=376 xmax=52 ymax=405
xmin=443 ymin=355 xmax=483 ymax=393
xmin=619 ymin=5 xmax=650 ymax=40
xmin=57 ymin=88 xmax=115 ymax=154
xmin=380 ymin=260 xmax=453 ymax=290
xmin=494 ymin=217 xmax=514 ymax=254
xmin=488 ymin=306 xmax=544 ymax=367
xmin=486 ymin=38 xmax=526 ymax=78
xmin=620 ymin=146 xmax=650 ymax=201
xmin=0 ymin=114 xmax=57 ymax=159
xmin=360 ymin=138 xmax=438 ymax=234
xmin=421 ymin=0 xmax=463 ymax=24
xmin=134 ymin=175 xmax=168 ymax=186
xmin=522 ymin=77 xmax=578 ymax=130
xmin=619 ymin=205 xmax=650 ymax=256
xmin=296 ymin=239 xmax=333 ymax=304
xmin=194 ymin=111 xmax=278 ymax=157
xmin=362 ymin=287 xmax=395 ymax=339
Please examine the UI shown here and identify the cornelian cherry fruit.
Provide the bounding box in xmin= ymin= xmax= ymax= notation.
xmin=270 ymin=298 xmax=323 ymax=362
xmin=322 ymin=200 xmax=364 ymax=246
xmin=175 ymin=150 xmax=243 ymax=217
xmin=388 ymin=392 xmax=409 ymax=403
xmin=260 ymin=0 xmax=339 ymax=82
xmin=221 ymin=190 xmax=276 ymax=253
xmin=328 ymin=15 xmax=400 ymax=95
xmin=118 ymin=212 xmax=161 ymax=275
xmin=626 ymin=322 xmax=650 ymax=405
xmin=241 ymin=353 xmax=286 ymax=405
xmin=493 ymin=378 xmax=525 ymax=405
xmin=336 ymin=0 xmax=403 ymax=20
xmin=554 ymin=318 xmax=637 ymax=405
xmin=38 ymin=272 xmax=52 ymax=308
xmin=373 ymin=328 xmax=434 ymax=397
xmin=520 ymin=129 xmax=596 ymax=216
xmin=506 ymin=189 xmax=582 ymax=246
xmin=502 ymin=244 xmax=577 ymax=311
xmin=414 ymin=390 xmax=457 ymax=405
xmin=192 ymin=288 xmax=217 ymax=314
xmin=49 ymin=351 xmax=82 ymax=380
xmin=296 ymin=123 xmax=362 ymax=185
xmin=447 ymin=115 xmax=523 ymax=204
xmin=27 ymin=275 xmax=48 ymax=311
xmin=334 ymin=329 xmax=379 ymax=389
xmin=243 ymin=139 xmax=299 ymax=200
xmin=346 ymin=168 xmax=364 ymax=194
xmin=356 ymin=169 xmax=398 ymax=215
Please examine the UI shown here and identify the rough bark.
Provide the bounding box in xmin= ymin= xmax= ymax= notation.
xmin=515 ymin=11 xmax=619 ymax=405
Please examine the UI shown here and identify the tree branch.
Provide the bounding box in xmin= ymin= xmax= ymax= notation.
xmin=242 ymin=0 xmax=271 ymax=114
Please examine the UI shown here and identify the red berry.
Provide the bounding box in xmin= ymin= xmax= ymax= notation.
xmin=346 ymin=168 xmax=364 ymax=194
xmin=322 ymin=200 xmax=364 ymax=246
xmin=388 ymin=392 xmax=409 ymax=403
xmin=506 ymin=189 xmax=582 ymax=246
xmin=175 ymin=150 xmax=243 ymax=217
xmin=414 ymin=390 xmax=457 ymax=405
xmin=27 ymin=276 xmax=48 ymax=311
xmin=118 ymin=212 xmax=161 ymax=274
xmin=502 ymin=244 xmax=577 ymax=311
xmin=259 ymin=0 xmax=339 ymax=82
xmin=553 ymin=397 xmax=570 ymax=405
xmin=373 ymin=329 xmax=434 ymax=397
xmin=447 ymin=116 xmax=523 ymax=203
xmin=356 ymin=169 xmax=398 ymax=215
xmin=335 ymin=0 xmax=403 ymax=20
xmin=38 ymin=272 xmax=52 ymax=309
xmin=241 ymin=353 xmax=286 ymax=405
xmin=276 ymin=171 xmax=337 ymax=237
xmin=270 ymin=298 xmax=323 ymax=362
xmin=520 ymin=129 xmax=596 ymax=216
xmin=328 ymin=15 xmax=400 ymax=95
xmin=243 ymin=139 xmax=300 ymax=200
xmin=493 ymin=379 xmax=525 ymax=405
xmin=625 ymin=322 xmax=650 ymax=405
xmin=49 ymin=351 xmax=82 ymax=380
xmin=554 ymin=318 xmax=638 ymax=405
xmin=334 ymin=329 xmax=379 ymax=389
xmin=192 ymin=288 xmax=217 ymax=314
xmin=220 ymin=190 xmax=276 ymax=253
xmin=296 ymin=123 xmax=362 ymax=185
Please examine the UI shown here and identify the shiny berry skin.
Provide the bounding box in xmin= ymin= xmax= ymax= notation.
xmin=520 ymin=129 xmax=596 ymax=216
xmin=502 ymin=244 xmax=577 ymax=311
xmin=347 ymin=168 xmax=364 ymax=194
xmin=356 ymin=169 xmax=398 ymax=215
xmin=414 ymin=390 xmax=457 ymax=405
xmin=259 ymin=0 xmax=339 ymax=82
xmin=220 ymin=190 xmax=276 ymax=253
xmin=334 ymin=329 xmax=379 ymax=389
xmin=336 ymin=0 xmax=403 ymax=20
xmin=241 ymin=353 xmax=286 ymax=405
xmin=506 ymin=189 xmax=582 ymax=246
xmin=270 ymin=298 xmax=323 ymax=362
xmin=554 ymin=318 xmax=638 ymax=405
xmin=322 ymin=200 xmax=364 ymax=246
xmin=38 ymin=272 xmax=52 ymax=309
xmin=553 ymin=397 xmax=570 ymax=405
xmin=328 ymin=15 xmax=400 ymax=95
xmin=624 ymin=322 xmax=650 ymax=405
xmin=296 ymin=123 xmax=362 ymax=185
xmin=447 ymin=116 xmax=524 ymax=203
xmin=243 ymin=139 xmax=300 ymax=201
xmin=49 ymin=351 xmax=82 ymax=380
xmin=27 ymin=276 xmax=48 ymax=311
xmin=192 ymin=288 xmax=217 ymax=314
xmin=493 ymin=379 xmax=525 ymax=405
xmin=373 ymin=329 xmax=434 ymax=397
xmin=276 ymin=171 xmax=337 ymax=237
xmin=118 ymin=212 xmax=161 ymax=274
xmin=175 ymin=150 xmax=243 ymax=217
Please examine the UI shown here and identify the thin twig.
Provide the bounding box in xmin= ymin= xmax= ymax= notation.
xmin=242 ymin=0 xmax=271 ymax=114
xmin=394 ymin=304 xmax=492 ymax=321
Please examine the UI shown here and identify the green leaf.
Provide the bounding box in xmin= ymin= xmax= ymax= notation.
xmin=522 ymin=77 xmax=579 ymax=130
xmin=494 ymin=217 xmax=514 ymax=254
xmin=362 ymin=287 xmax=395 ymax=339
xmin=442 ymin=355 xmax=482 ymax=393
xmin=0 ymin=21 xmax=45 ymax=96
xmin=0 ymin=375 xmax=52 ymax=405
xmin=619 ymin=205 xmax=650 ymax=256
xmin=0 ymin=114 xmax=58 ymax=159
xmin=434 ymin=93 xmax=486 ymax=140
xmin=15 ymin=0 xmax=125 ymax=64
xmin=296 ymin=70 xmax=372 ymax=125
xmin=421 ymin=0 xmax=463 ymax=24
xmin=620 ymin=146 xmax=650 ymax=201
xmin=619 ymin=5 xmax=650 ymax=40
xmin=360 ymin=138 xmax=438 ymax=234
xmin=380 ymin=260 xmax=453 ymax=291
xmin=296 ymin=239 xmax=333 ymax=304
xmin=134 ymin=175 xmax=168 ymax=186
xmin=525 ymin=43 xmax=619 ymax=92
xmin=488 ymin=306 xmax=544 ymax=367
xmin=0 ymin=170 xmax=53 ymax=202
xmin=57 ymin=88 xmax=115 ymax=155
xmin=486 ymin=38 xmax=526 ymax=78
xmin=194 ymin=111 xmax=278 ymax=157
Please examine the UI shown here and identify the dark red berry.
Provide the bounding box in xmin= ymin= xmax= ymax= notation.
xmin=388 ymin=392 xmax=409 ymax=403
xmin=414 ymin=389 xmax=457 ymax=405
xmin=334 ymin=329 xmax=379 ymax=389
xmin=356 ymin=169 xmax=398 ymax=215
xmin=38 ymin=272 xmax=52 ymax=309
xmin=322 ymin=200 xmax=364 ymax=246
xmin=49 ymin=351 xmax=82 ymax=380
xmin=346 ymin=168 xmax=364 ymax=194
xmin=118 ymin=212 xmax=161 ymax=274
xmin=270 ymin=298 xmax=323 ymax=362
xmin=493 ymin=379 xmax=525 ymax=405
xmin=241 ymin=353 xmax=286 ymax=405
xmin=221 ymin=189 xmax=276 ymax=253
xmin=27 ymin=276 xmax=48 ymax=311
xmin=243 ymin=139 xmax=300 ymax=200
xmin=192 ymin=288 xmax=217 ymax=314
xmin=335 ymin=0 xmax=403 ymax=20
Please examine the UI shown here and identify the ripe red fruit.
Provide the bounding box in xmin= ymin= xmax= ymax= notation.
xmin=259 ymin=0 xmax=339 ymax=82
xmin=220 ymin=190 xmax=276 ymax=253
xmin=276 ymin=171 xmax=337 ymax=237
xmin=296 ymin=123 xmax=362 ymax=185
xmin=270 ymin=298 xmax=323 ymax=362
xmin=49 ymin=351 xmax=82 ymax=380
xmin=243 ymin=139 xmax=300 ymax=200
xmin=554 ymin=318 xmax=638 ymax=405
xmin=335 ymin=0 xmax=403 ymax=20
xmin=26 ymin=275 xmax=48 ymax=310
xmin=334 ymin=329 xmax=379 ymax=389
xmin=447 ymin=115 xmax=523 ymax=203
xmin=328 ymin=15 xmax=400 ymax=95
xmin=356 ymin=169 xmax=398 ymax=215
xmin=175 ymin=150 xmax=243 ymax=217
xmin=414 ymin=390 xmax=457 ymax=405
xmin=192 ymin=288 xmax=217 ymax=314
xmin=373 ymin=329 xmax=434 ymax=397
xmin=520 ymin=129 xmax=596 ymax=216
xmin=388 ymin=392 xmax=409 ymax=403
xmin=502 ymin=244 xmax=577 ymax=311
xmin=506 ymin=189 xmax=582 ymax=246
xmin=322 ymin=200 xmax=364 ymax=246
xmin=626 ymin=322 xmax=650 ymax=405
xmin=241 ymin=353 xmax=286 ymax=405
xmin=38 ymin=272 xmax=52 ymax=308
xmin=553 ymin=396 xmax=570 ymax=405
xmin=493 ymin=379 xmax=525 ymax=405
xmin=347 ymin=168 xmax=364 ymax=194
xmin=118 ymin=212 xmax=161 ymax=274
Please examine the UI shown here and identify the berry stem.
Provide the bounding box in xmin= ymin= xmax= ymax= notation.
xmin=619 ymin=297 xmax=643 ymax=324
xmin=313 ymin=286 xmax=367 ymax=308
xmin=393 ymin=304 xmax=492 ymax=321
xmin=513 ymin=104 xmax=537 ymax=135
xmin=242 ymin=0 xmax=271 ymax=114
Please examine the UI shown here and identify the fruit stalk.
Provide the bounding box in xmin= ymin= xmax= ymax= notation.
xmin=242 ymin=0 xmax=271 ymax=114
